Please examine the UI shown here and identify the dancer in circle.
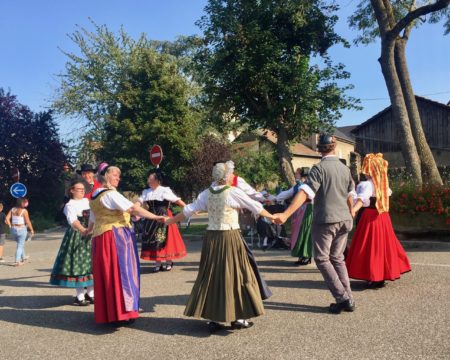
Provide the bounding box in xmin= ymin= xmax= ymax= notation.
xmin=50 ymin=179 xmax=94 ymax=305
xmin=273 ymin=135 xmax=355 ymax=314
xmin=276 ymin=167 xmax=312 ymax=265
xmin=346 ymin=153 xmax=411 ymax=288
xmin=89 ymin=164 xmax=165 ymax=324
xmin=77 ymin=164 xmax=102 ymax=199
xmin=136 ymin=169 xmax=187 ymax=272
xmin=166 ymin=162 xmax=274 ymax=332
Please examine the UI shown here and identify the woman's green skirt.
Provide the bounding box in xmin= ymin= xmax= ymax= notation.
xmin=184 ymin=229 xmax=265 ymax=323
xmin=291 ymin=203 xmax=313 ymax=258
xmin=50 ymin=227 xmax=93 ymax=287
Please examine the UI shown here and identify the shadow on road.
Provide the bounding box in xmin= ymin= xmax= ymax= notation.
xmin=0 ymin=274 xmax=52 ymax=289
xmin=0 ymin=295 xmax=74 ymax=309
xmin=0 ymin=308 xmax=116 ymax=335
xmin=264 ymin=301 xmax=327 ymax=314
xmin=266 ymin=279 xmax=328 ymax=290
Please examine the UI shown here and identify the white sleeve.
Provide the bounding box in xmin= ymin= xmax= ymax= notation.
xmin=63 ymin=202 xmax=78 ymax=225
xmin=163 ymin=187 xmax=181 ymax=202
xmin=89 ymin=211 xmax=96 ymax=223
xmin=275 ymin=187 xmax=294 ymax=202
xmin=137 ymin=189 xmax=149 ymax=204
xmin=299 ymin=184 xmax=316 ymax=200
xmin=237 ymin=177 xmax=265 ymax=202
xmin=100 ymin=191 xmax=134 ymax=211
xmin=183 ymin=190 xmax=208 ymax=218
xmin=388 ymin=188 xmax=393 ymax=197
xmin=355 ymin=181 xmax=373 ymax=207
xmin=230 ymin=187 xmax=264 ymax=216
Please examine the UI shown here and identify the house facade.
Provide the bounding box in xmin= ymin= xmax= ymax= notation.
xmin=351 ymin=96 xmax=450 ymax=167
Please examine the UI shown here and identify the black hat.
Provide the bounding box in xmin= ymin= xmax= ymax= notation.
xmin=300 ymin=167 xmax=310 ymax=177
xmin=77 ymin=164 xmax=96 ymax=174
xmin=318 ymin=134 xmax=336 ymax=145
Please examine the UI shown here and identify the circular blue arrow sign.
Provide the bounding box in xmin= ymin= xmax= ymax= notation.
xmin=10 ymin=182 xmax=27 ymax=198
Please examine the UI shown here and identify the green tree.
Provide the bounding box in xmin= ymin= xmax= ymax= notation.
xmin=233 ymin=146 xmax=281 ymax=190
xmin=349 ymin=0 xmax=449 ymax=186
xmin=0 ymin=89 xmax=68 ymax=217
xmin=193 ymin=0 xmax=360 ymax=185
xmin=53 ymin=23 xmax=201 ymax=192
xmin=186 ymin=134 xmax=231 ymax=194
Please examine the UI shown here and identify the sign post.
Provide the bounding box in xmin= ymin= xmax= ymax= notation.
xmin=10 ymin=182 xmax=27 ymax=198
xmin=149 ymin=145 xmax=163 ymax=167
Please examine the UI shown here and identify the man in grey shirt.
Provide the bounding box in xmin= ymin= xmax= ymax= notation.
xmin=274 ymin=135 xmax=355 ymax=314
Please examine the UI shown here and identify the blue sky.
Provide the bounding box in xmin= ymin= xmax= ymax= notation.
xmin=1 ymin=0 xmax=449 ymax=138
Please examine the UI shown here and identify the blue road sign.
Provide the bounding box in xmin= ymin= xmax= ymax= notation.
xmin=10 ymin=182 xmax=27 ymax=198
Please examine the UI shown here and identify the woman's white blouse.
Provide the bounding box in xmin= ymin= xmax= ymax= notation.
xmin=89 ymin=188 xmax=134 ymax=223
xmin=353 ymin=180 xmax=392 ymax=207
xmin=138 ymin=186 xmax=180 ymax=203
xmin=64 ymin=198 xmax=90 ymax=226
xmin=183 ymin=186 xmax=264 ymax=218
xmin=276 ymin=187 xmax=294 ymax=202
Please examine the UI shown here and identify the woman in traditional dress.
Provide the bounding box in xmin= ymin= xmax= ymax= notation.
xmin=135 ymin=170 xmax=186 ymax=272
xmin=89 ymin=164 xmax=165 ymax=324
xmin=50 ymin=179 xmax=94 ymax=305
xmin=166 ymin=162 xmax=274 ymax=332
xmin=346 ymin=153 xmax=411 ymax=288
xmin=276 ymin=167 xmax=312 ymax=265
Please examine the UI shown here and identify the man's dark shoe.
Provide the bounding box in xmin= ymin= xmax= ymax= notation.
xmin=329 ymin=299 xmax=355 ymax=314
xmin=207 ymin=321 xmax=225 ymax=333
xmin=73 ymin=298 xmax=90 ymax=306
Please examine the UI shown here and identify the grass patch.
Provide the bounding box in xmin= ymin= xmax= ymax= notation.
xmin=30 ymin=212 xmax=59 ymax=232
xmin=179 ymin=224 xmax=208 ymax=236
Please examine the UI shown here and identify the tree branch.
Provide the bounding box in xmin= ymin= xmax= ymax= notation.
xmin=389 ymin=0 xmax=450 ymax=40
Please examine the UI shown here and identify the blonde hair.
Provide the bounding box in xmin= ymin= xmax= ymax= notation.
xmin=97 ymin=166 xmax=121 ymax=189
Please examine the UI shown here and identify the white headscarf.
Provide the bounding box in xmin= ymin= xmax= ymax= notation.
xmin=212 ymin=163 xmax=230 ymax=182
xmin=225 ymin=160 xmax=235 ymax=176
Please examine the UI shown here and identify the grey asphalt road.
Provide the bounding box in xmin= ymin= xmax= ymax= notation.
xmin=0 ymin=230 xmax=449 ymax=360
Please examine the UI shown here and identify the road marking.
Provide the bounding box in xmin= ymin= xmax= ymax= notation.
xmin=411 ymin=262 xmax=450 ymax=268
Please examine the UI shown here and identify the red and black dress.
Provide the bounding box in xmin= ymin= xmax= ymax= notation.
xmin=346 ymin=181 xmax=411 ymax=282
xmin=139 ymin=186 xmax=186 ymax=261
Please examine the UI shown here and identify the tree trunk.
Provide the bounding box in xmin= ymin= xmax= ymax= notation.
xmin=395 ymin=39 xmax=443 ymax=186
xmin=276 ymin=127 xmax=296 ymax=186
xmin=379 ymin=40 xmax=422 ymax=185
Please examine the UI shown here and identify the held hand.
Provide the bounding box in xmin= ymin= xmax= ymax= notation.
xmin=164 ymin=216 xmax=176 ymax=225
xmin=272 ymin=213 xmax=288 ymax=225
xmin=350 ymin=209 xmax=357 ymax=219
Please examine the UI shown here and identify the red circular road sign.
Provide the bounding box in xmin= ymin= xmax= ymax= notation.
xmin=149 ymin=145 xmax=163 ymax=166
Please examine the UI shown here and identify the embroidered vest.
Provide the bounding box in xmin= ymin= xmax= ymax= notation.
xmin=90 ymin=190 xmax=131 ymax=237
xmin=207 ymin=186 xmax=239 ymax=230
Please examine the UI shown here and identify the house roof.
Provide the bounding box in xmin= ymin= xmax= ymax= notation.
xmin=262 ymin=130 xmax=321 ymax=157
xmin=351 ymin=96 xmax=450 ymax=134
xmin=334 ymin=128 xmax=355 ymax=144
xmin=337 ymin=126 xmax=357 ymax=141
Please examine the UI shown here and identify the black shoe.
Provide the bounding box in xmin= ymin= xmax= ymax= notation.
xmin=329 ymin=299 xmax=355 ymax=314
xmin=153 ymin=265 xmax=161 ymax=273
xmin=84 ymin=294 xmax=94 ymax=304
xmin=297 ymin=257 xmax=311 ymax=266
xmin=73 ymin=298 xmax=90 ymax=306
xmin=207 ymin=321 xmax=225 ymax=333
xmin=163 ymin=262 xmax=173 ymax=271
xmin=230 ymin=320 xmax=254 ymax=329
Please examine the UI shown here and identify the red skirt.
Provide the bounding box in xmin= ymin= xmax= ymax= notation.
xmin=141 ymin=210 xmax=187 ymax=261
xmin=346 ymin=208 xmax=411 ymax=282
xmin=92 ymin=230 xmax=139 ymax=323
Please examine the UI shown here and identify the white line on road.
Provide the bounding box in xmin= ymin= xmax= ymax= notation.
xmin=411 ymin=262 xmax=450 ymax=268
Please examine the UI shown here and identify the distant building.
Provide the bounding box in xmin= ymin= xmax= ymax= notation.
xmin=232 ymin=128 xmax=355 ymax=170
xmin=351 ymin=96 xmax=450 ymax=166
